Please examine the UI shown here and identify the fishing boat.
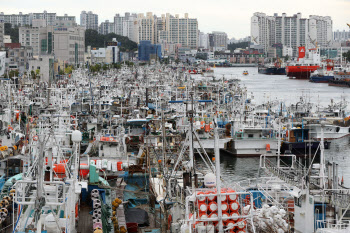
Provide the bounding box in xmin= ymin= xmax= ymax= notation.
xmin=286 ymin=46 xmax=322 ymax=79
xmin=258 ymin=59 xmax=286 ymax=75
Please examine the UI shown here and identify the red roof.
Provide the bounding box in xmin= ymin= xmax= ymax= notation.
xmin=5 ymin=43 xmax=21 ymax=49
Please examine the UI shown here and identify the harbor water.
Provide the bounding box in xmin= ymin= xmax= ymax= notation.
xmin=195 ymin=67 xmax=350 ymax=187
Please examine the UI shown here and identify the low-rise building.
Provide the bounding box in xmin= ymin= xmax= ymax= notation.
xmin=4 ymin=43 xmax=33 ymax=72
xmin=28 ymin=55 xmax=55 ymax=82
xmin=90 ymin=39 xmax=120 ymax=64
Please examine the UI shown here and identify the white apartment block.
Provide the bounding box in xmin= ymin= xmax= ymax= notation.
xmin=199 ymin=32 xmax=209 ymax=50
xmin=211 ymin=31 xmax=228 ymax=51
xmin=99 ymin=20 xmax=115 ymax=35
xmin=251 ymin=12 xmax=333 ymax=56
xmin=31 ymin=11 xmax=56 ymax=26
xmin=334 ymin=30 xmax=350 ymax=42
xmin=56 ymin=14 xmax=76 ymax=23
xmin=0 ymin=11 xmax=75 ymax=27
xmin=19 ymin=22 xmax=85 ymax=64
xmin=0 ymin=12 xmax=31 ymax=27
xmin=308 ymin=15 xmax=332 ymax=47
xmin=114 ymin=13 xmax=138 ymax=42
xmin=80 ymin=11 xmax=98 ymax=30
xmin=251 ymin=12 xmax=276 ymax=53
xmin=137 ymin=12 xmax=156 ymax=44
xmin=158 ymin=13 xmax=198 ymax=49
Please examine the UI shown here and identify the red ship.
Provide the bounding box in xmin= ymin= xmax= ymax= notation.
xmin=286 ymin=46 xmax=321 ymax=79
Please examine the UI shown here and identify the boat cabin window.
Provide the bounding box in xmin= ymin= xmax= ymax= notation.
xmin=248 ymin=134 xmax=254 ymax=138
xmin=342 ymin=209 xmax=350 ymax=219
xmin=294 ymin=197 xmax=302 ymax=207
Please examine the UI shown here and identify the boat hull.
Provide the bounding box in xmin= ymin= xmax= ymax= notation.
xmin=232 ymin=139 xmax=278 ymax=157
xmin=258 ymin=67 xmax=286 ymax=75
xmin=310 ymin=75 xmax=333 ymax=83
xmin=286 ymin=65 xmax=319 ymax=79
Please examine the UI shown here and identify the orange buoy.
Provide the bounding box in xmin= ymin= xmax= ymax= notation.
xmin=266 ymin=144 xmax=271 ymax=151
xmin=198 ymin=202 xmax=208 ymax=212
xmin=230 ymin=212 xmax=239 ymax=221
xmin=229 ymin=201 xmax=240 ymax=212
xmin=196 ymin=192 xmax=206 ymax=202
xmin=208 ymin=201 xmax=218 ymax=212
xmin=53 ymin=164 xmax=66 ymax=174
xmin=227 ymin=190 xmax=237 ymax=202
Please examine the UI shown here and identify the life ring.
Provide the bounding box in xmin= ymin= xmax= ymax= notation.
xmin=33 ymin=136 xmax=38 ymax=141
xmin=109 ymin=137 xmax=114 ymax=142
xmin=8 ymin=126 xmax=13 ymax=132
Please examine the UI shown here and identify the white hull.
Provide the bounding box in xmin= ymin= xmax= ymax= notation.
xmin=308 ymin=124 xmax=350 ymax=140
xmin=233 ymin=138 xmax=278 ymax=156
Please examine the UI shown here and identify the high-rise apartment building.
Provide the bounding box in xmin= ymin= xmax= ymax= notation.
xmin=210 ymin=31 xmax=228 ymax=51
xmin=56 ymin=14 xmax=76 ymax=23
xmin=99 ymin=20 xmax=115 ymax=35
xmin=137 ymin=13 xmax=156 ymax=44
xmin=31 ymin=11 xmax=56 ymax=26
xmin=114 ymin=13 xmax=138 ymax=42
xmin=0 ymin=12 xmax=31 ymax=27
xmin=198 ymin=32 xmax=209 ymax=50
xmin=19 ymin=20 xmax=85 ymax=64
xmin=251 ymin=12 xmax=276 ymax=53
xmin=251 ymin=12 xmax=333 ymax=56
xmin=80 ymin=11 xmax=98 ymax=30
xmin=334 ymin=30 xmax=350 ymax=42
xmin=158 ymin=13 xmax=198 ymax=49
xmin=308 ymin=15 xmax=332 ymax=47
xmin=0 ymin=11 xmax=75 ymax=27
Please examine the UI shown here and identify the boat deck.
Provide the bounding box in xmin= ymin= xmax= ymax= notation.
xmin=77 ymin=204 xmax=93 ymax=233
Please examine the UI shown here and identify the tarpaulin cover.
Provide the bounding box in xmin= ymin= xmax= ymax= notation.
xmin=125 ymin=208 xmax=150 ymax=227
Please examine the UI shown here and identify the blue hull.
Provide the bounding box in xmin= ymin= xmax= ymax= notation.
xmin=310 ymin=75 xmax=334 ymax=83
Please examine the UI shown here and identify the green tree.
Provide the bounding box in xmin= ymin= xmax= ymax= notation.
xmin=64 ymin=66 xmax=73 ymax=74
xmin=30 ymin=70 xmax=36 ymax=79
xmin=85 ymin=29 xmax=137 ymax=52
xmin=102 ymin=64 xmax=109 ymax=70
xmin=343 ymin=51 xmax=350 ymax=62
xmin=227 ymin=42 xmax=250 ymax=52
xmin=4 ymin=23 xmax=19 ymax=43
xmin=35 ymin=69 xmax=40 ymax=78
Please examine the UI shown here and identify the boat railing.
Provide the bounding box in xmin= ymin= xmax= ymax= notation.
xmin=14 ymin=180 xmax=66 ymax=206
xmin=315 ymin=219 xmax=350 ymax=232
xmin=262 ymin=156 xmax=304 ymax=188
xmin=322 ymin=189 xmax=350 ymax=209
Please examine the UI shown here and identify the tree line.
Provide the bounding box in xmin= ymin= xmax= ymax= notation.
xmin=85 ymin=29 xmax=138 ymax=52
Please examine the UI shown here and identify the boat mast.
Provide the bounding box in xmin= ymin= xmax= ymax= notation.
xmin=214 ymin=119 xmax=223 ymax=232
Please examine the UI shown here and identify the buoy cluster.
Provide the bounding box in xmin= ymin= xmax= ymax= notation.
xmin=111 ymin=197 xmax=126 ymax=233
xmin=194 ymin=189 xmax=247 ymax=233
xmin=0 ymin=189 xmax=15 ymax=224
xmin=91 ymin=189 xmax=103 ymax=233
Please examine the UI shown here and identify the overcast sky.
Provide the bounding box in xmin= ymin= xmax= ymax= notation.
xmin=2 ymin=0 xmax=350 ymax=38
